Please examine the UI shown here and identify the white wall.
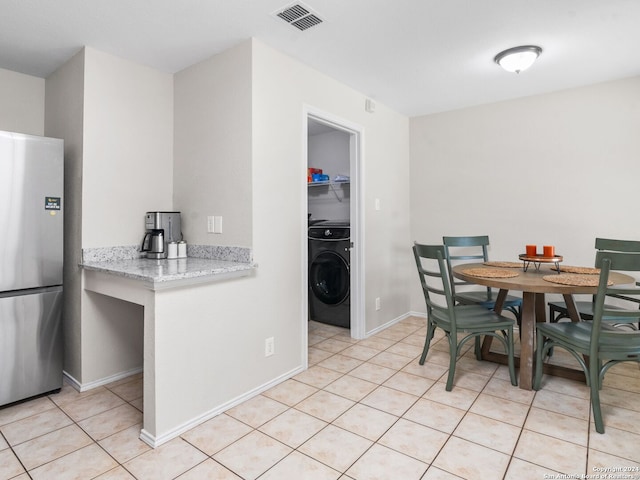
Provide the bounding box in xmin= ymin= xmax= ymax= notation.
xmin=79 ymin=47 xmax=173 ymax=384
xmin=0 ymin=68 xmax=45 ymax=135
xmin=47 ymin=48 xmax=174 ymax=385
xmin=83 ymin=47 xmax=174 ymax=247
xmin=157 ymin=39 xmax=411 ymax=421
xmin=409 ymin=76 xmax=640 ymax=312
xmin=45 ymin=49 xmax=85 ymax=379
xmin=252 ymin=39 xmax=412 ymax=335
xmin=170 ymin=42 xmax=292 ymax=413
xmin=174 ymin=42 xmax=252 ymax=247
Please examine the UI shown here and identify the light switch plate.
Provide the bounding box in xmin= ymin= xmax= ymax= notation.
xmin=213 ymin=216 xmax=223 ymax=234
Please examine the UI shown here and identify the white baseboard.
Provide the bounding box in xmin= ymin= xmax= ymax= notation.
xmin=66 ymin=312 xmax=429 ymax=448
xmin=139 ymin=364 xmax=306 ymax=448
xmin=63 ymin=367 xmax=143 ymax=393
xmin=364 ymin=311 xmax=419 ymax=338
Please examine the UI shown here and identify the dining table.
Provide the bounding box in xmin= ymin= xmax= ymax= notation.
xmin=452 ymin=262 xmax=635 ymax=390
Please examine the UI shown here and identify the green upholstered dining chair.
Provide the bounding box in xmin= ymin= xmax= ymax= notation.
xmin=443 ymin=236 xmax=522 ymax=321
xmin=412 ymin=243 xmax=517 ymax=391
xmin=534 ymin=251 xmax=640 ymax=433
xmin=548 ymin=238 xmax=640 ymax=330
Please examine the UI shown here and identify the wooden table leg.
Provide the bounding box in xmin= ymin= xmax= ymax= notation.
xmin=477 ymin=289 xmax=588 ymax=386
xmin=562 ymin=294 xmax=581 ymax=322
xmin=494 ymin=289 xmax=507 ymax=313
xmin=481 ymin=289 xmax=535 ymax=390
xmin=535 ymin=293 xmax=547 ymax=324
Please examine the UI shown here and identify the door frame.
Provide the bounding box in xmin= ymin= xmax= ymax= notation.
xmin=302 ymin=106 xmax=365 ymax=365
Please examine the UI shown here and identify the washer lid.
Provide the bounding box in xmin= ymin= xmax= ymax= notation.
xmin=308 ymin=218 xmax=328 ymax=226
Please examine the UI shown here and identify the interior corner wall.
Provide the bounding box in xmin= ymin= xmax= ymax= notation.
xmin=409 ymin=76 xmax=640 ymax=312
xmin=44 ymin=49 xmax=85 ymax=380
xmin=78 ymin=47 xmax=173 ymax=384
xmin=0 ymin=68 xmax=45 ymax=135
xmin=160 ymin=38 xmax=411 ymax=419
xmin=170 ymin=42 xmax=287 ymax=406
xmin=173 ymin=41 xmax=253 ymax=247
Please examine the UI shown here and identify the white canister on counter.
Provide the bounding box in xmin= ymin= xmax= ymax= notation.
xmin=178 ymin=241 xmax=187 ymax=258
xmin=167 ymin=242 xmax=178 ymax=259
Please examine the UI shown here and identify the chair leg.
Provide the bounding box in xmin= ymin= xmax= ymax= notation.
xmin=419 ymin=321 xmax=436 ymax=365
xmin=507 ymin=305 xmax=522 ymax=326
xmin=474 ymin=336 xmax=481 ymax=361
xmin=549 ymin=305 xmax=568 ymax=323
xmin=589 ymin=356 xmax=605 ymax=434
xmin=445 ymin=335 xmax=457 ymax=391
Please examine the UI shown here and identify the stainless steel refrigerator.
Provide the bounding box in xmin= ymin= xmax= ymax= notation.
xmin=0 ymin=130 xmax=64 ymax=406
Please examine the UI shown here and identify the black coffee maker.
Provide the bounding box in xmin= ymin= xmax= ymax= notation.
xmin=141 ymin=211 xmax=182 ymax=259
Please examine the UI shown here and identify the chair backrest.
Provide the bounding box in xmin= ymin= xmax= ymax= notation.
xmin=595 ymin=238 xmax=640 ymax=254
xmin=443 ymin=235 xmax=491 ymax=299
xmin=590 ymin=252 xmax=640 ymax=355
xmin=594 ymin=238 xmax=640 ymax=313
xmin=412 ymin=243 xmax=459 ymax=334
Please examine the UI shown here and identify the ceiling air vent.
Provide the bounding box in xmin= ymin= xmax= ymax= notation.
xmin=274 ymin=3 xmax=323 ymax=31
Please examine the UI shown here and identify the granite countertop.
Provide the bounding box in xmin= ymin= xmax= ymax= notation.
xmin=81 ymin=245 xmax=254 ymax=290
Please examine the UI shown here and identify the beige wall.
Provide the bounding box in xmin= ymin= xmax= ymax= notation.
xmin=252 ymin=39 xmax=411 ymax=337
xmin=83 ymin=47 xmax=174 ymax=247
xmin=44 ymin=49 xmax=85 ymax=379
xmin=78 ymin=48 xmax=173 ymax=384
xmin=0 ymin=68 xmax=45 ymax=135
xmin=174 ymin=42 xmax=252 ymax=246
xmin=152 ymin=39 xmax=411 ymax=427
xmin=43 ymin=47 xmax=175 ymax=385
xmin=409 ymin=76 xmax=640 ymax=312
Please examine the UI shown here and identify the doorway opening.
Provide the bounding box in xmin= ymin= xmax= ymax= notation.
xmin=303 ymin=108 xmax=364 ymax=366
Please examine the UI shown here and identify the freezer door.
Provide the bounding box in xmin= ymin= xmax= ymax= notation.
xmin=0 ymin=287 xmax=63 ymax=406
xmin=0 ymin=131 xmax=64 ymax=291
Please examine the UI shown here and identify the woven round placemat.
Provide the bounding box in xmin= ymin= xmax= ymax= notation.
xmin=484 ymin=261 xmax=523 ymax=268
xmin=543 ymin=274 xmax=611 ymax=287
xmin=553 ymin=265 xmax=601 ymax=275
xmin=462 ymin=267 xmax=520 ymax=278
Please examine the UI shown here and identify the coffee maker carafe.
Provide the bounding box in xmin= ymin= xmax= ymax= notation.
xmin=141 ymin=211 xmax=182 ymax=259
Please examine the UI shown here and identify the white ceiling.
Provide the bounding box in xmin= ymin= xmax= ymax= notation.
xmin=3 ymin=0 xmax=640 ymax=117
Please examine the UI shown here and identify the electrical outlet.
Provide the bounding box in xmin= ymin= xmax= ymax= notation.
xmin=375 ymin=297 xmax=381 ymax=310
xmin=265 ymin=337 xmax=274 ymax=357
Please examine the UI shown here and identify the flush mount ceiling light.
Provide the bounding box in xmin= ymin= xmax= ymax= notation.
xmin=494 ymin=45 xmax=542 ymax=73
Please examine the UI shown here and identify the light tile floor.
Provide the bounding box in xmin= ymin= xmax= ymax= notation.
xmin=1 ymin=316 xmax=640 ymax=479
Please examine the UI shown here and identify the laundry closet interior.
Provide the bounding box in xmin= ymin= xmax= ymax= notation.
xmin=307 ymin=119 xmax=352 ymax=330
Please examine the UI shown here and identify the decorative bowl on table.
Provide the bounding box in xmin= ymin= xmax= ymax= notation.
xmin=518 ymin=254 xmax=563 ymax=273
